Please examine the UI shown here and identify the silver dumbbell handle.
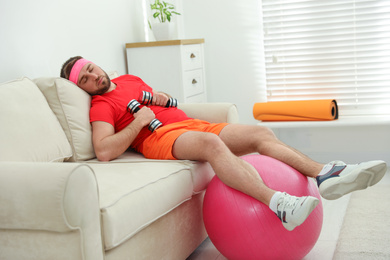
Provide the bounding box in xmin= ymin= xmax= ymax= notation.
xmin=140 ymin=91 xmax=178 ymax=108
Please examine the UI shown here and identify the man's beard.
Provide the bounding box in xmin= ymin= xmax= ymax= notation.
xmin=92 ymin=71 xmax=111 ymax=96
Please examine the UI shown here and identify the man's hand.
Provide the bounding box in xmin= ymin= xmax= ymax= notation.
xmin=133 ymin=106 xmax=157 ymax=127
xmin=152 ymin=91 xmax=169 ymax=106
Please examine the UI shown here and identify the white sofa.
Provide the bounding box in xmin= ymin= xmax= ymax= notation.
xmin=0 ymin=76 xmax=239 ymax=260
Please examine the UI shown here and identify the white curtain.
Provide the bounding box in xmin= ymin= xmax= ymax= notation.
xmin=261 ymin=0 xmax=390 ymax=116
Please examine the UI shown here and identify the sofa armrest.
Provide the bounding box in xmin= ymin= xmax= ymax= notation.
xmin=0 ymin=162 xmax=103 ymax=260
xmin=178 ymin=103 xmax=239 ymax=124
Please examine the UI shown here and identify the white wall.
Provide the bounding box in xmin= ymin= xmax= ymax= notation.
xmin=182 ymin=0 xmax=267 ymax=124
xmin=0 ymin=0 xmax=146 ymax=83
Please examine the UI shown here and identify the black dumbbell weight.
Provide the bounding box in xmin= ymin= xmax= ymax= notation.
xmin=140 ymin=91 xmax=178 ymax=108
xmin=127 ymin=99 xmax=162 ymax=132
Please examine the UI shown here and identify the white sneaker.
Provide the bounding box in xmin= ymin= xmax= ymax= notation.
xmin=276 ymin=192 xmax=319 ymax=231
xmin=316 ymin=160 xmax=387 ymax=200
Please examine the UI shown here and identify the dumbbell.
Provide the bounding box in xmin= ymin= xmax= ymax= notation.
xmin=140 ymin=91 xmax=178 ymax=108
xmin=126 ymin=99 xmax=162 ymax=132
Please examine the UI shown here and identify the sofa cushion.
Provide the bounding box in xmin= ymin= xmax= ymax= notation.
xmin=88 ymin=161 xmax=194 ymax=250
xmin=87 ymin=150 xmax=215 ymax=193
xmin=33 ymin=77 xmax=95 ymax=161
xmin=0 ymin=77 xmax=72 ymax=162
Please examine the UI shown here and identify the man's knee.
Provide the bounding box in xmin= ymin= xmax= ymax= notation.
xmin=256 ymin=125 xmax=277 ymax=140
xmin=250 ymin=126 xmax=279 ymax=151
xmin=198 ymin=133 xmax=227 ymax=153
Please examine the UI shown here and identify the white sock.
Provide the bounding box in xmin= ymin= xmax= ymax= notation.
xmin=269 ymin=191 xmax=282 ymax=213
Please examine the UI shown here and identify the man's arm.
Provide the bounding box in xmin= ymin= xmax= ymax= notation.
xmin=92 ymin=106 xmax=156 ymax=161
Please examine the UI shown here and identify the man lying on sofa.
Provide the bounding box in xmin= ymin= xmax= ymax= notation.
xmin=60 ymin=56 xmax=387 ymax=232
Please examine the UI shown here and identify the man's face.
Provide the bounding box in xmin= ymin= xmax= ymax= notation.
xmin=76 ymin=63 xmax=111 ymax=95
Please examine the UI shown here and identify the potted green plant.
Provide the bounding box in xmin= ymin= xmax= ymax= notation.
xmin=150 ymin=0 xmax=181 ymax=22
xmin=149 ymin=0 xmax=181 ymax=41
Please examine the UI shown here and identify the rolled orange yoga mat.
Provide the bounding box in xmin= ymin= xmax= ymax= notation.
xmin=253 ymin=99 xmax=338 ymax=121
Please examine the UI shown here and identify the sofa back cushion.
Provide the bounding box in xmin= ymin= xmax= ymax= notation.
xmin=33 ymin=77 xmax=95 ymax=161
xmin=0 ymin=77 xmax=72 ymax=162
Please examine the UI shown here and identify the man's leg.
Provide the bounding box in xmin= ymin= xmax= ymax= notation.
xmin=218 ymin=124 xmax=387 ymax=200
xmin=219 ymin=124 xmax=324 ymax=177
xmin=172 ymin=131 xmax=275 ymax=205
xmin=172 ymin=131 xmax=319 ymax=231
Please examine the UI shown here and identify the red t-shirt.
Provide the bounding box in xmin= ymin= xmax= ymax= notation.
xmin=89 ymin=75 xmax=191 ymax=150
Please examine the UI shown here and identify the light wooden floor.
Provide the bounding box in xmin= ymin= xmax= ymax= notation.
xmin=187 ymin=168 xmax=390 ymax=260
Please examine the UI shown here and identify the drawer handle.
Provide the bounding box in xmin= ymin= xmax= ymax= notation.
xmin=192 ymin=79 xmax=197 ymax=84
xmin=190 ymin=53 xmax=196 ymax=59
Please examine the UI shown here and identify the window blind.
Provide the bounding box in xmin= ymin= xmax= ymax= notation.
xmin=261 ymin=0 xmax=390 ymax=116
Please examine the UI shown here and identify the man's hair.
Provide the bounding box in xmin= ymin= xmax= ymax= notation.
xmin=60 ymin=56 xmax=83 ymax=79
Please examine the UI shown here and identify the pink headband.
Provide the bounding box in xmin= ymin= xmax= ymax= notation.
xmin=69 ymin=58 xmax=92 ymax=85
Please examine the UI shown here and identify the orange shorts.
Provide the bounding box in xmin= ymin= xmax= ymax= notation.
xmin=139 ymin=119 xmax=228 ymax=160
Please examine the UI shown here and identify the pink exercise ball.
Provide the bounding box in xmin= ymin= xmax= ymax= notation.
xmin=203 ymin=154 xmax=323 ymax=260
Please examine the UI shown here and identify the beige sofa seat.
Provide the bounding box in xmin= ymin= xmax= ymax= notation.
xmin=90 ymin=161 xmax=194 ymax=250
xmin=86 ymin=153 xmax=216 ymax=252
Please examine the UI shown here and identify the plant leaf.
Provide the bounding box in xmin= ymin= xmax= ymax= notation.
xmin=151 ymin=0 xmax=180 ymax=22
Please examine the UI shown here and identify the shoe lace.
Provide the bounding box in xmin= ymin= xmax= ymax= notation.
xmin=285 ymin=196 xmax=299 ymax=209
xmin=279 ymin=192 xmax=298 ymax=210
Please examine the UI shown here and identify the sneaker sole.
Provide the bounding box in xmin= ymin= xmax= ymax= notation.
xmin=283 ymin=197 xmax=319 ymax=231
xmin=320 ymin=161 xmax=387 ymax=200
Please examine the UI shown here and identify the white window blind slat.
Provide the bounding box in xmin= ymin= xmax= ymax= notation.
xmin=262 ymin=0 xmax=390 ymax=116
